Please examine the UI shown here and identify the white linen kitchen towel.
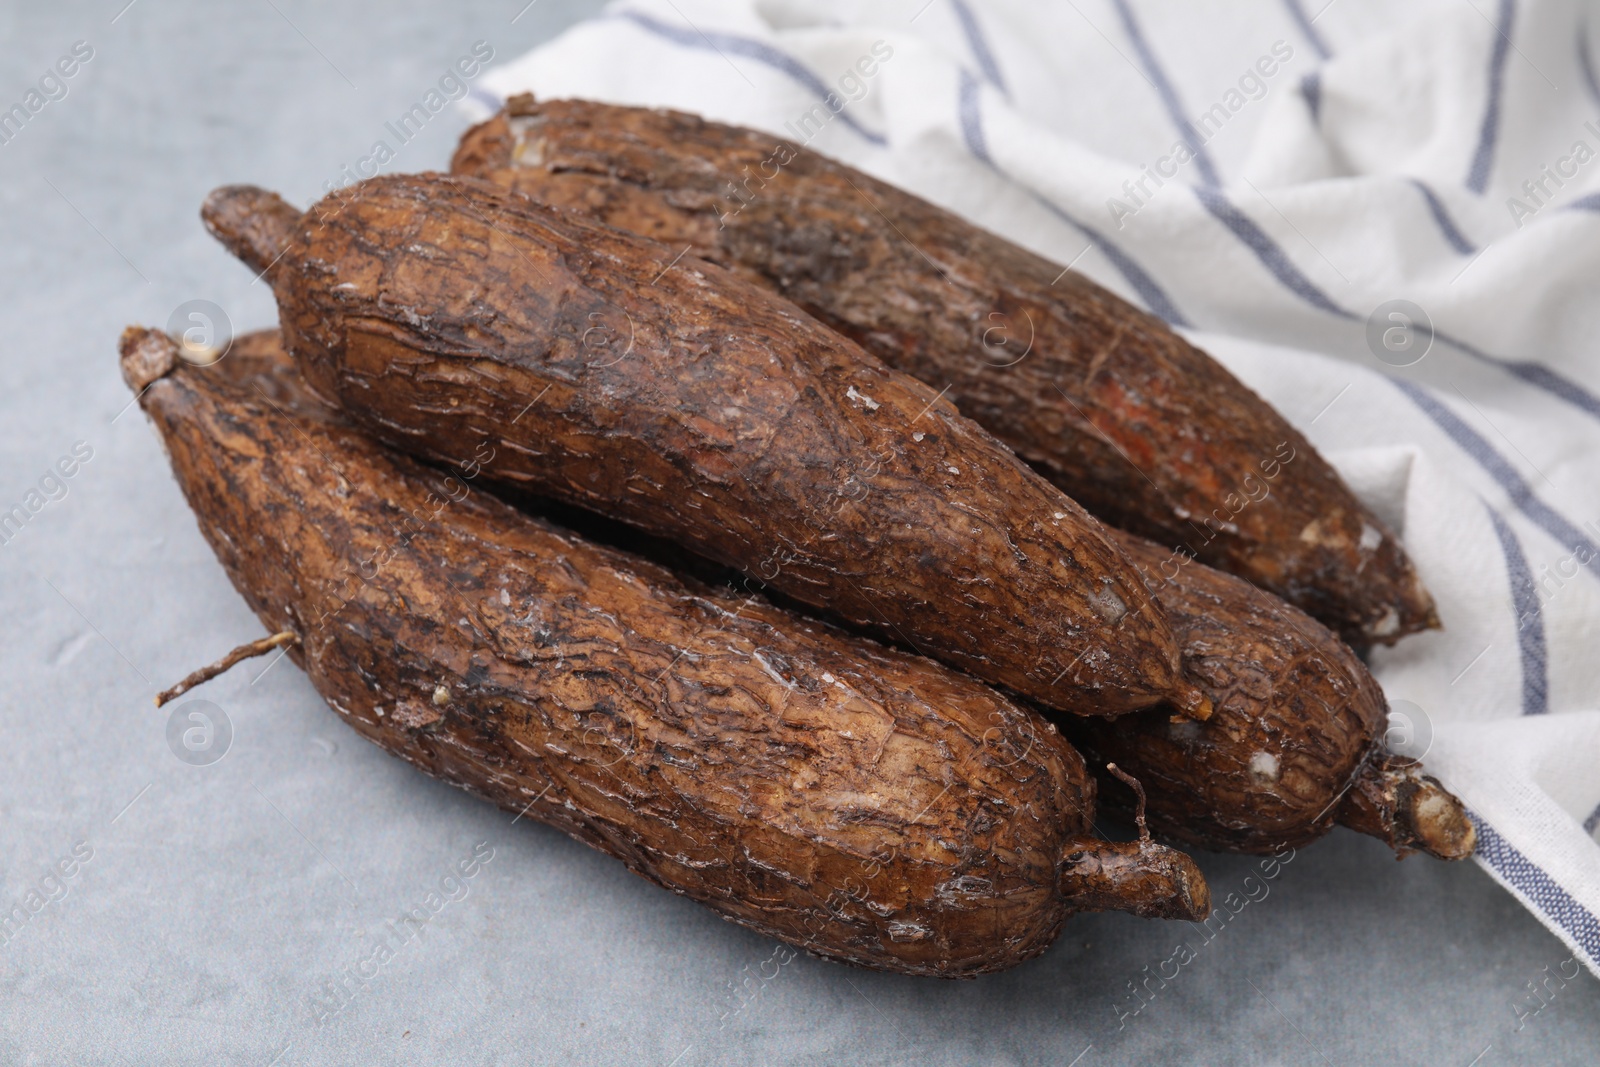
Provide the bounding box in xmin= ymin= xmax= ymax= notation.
xmin=465 ymin=0 xmax=1600 ymax=974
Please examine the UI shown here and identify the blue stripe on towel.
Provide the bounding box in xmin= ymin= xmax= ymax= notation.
xmin=956 ymin=70 xmax=1191 ymax=327
xmin=1412 ymin=180 xmax=1478 ymax=254
xmin=1485 ymin=505 xmax=1550 ymax=715
xmin=1585 ymin=801 xmax=1600 ymax=835
xmin=1579 ymin=22 xmax=1600 ymax=105
xmin=1182 ymin=183 xmax=1600 ymax=423
xmin=467 ymin=85 xmax=503 ymax=113
xmin=1191 ymin=186 xmax=1354 ymax=318
xmin=1569 ymin=192 xmax=1600 ymax=212
xmin=1108 ymin=0 xmax=1222 ymax=187
xmin=1435 ymin=329 xmax=1600 ymax=422
xmin=957 ymin=68 xmax=992 ymax=163
xmin=611 ymin=10 xmax=888 ymax=145
xmin=949 ymin=0 xmax=1009 ymax=97
xmin=1470 ymin=811 xmax=1600 ymax=965
xmin=1283 ymin=0 xmax=1332 ymax=60
xmin=1466 ymin=0 xmax=1516 ymax=193
xmin=1393 ymin=378 xmax=1600 ymax=577
xmin=1301 ymin=72 xmax=1323 ymax=123
xmin=962 ymin=13 xmax=1599 ymax=430
xmin=1034 ymin=199 xmax=1193 ymax=328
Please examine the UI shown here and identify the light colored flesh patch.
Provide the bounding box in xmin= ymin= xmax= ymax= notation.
xmin=1088 ymin=582 xmax=1127 ymax=624
xmin=845 ymin=385 xmax=880 ymax=411
xmin=1414 ymin=789 xmax=1453 ymax=828
xmin=1248 ymin=751 xmax=1281 ymax=781
xmin=1368 ymin=607 xmax=1400 ymax=637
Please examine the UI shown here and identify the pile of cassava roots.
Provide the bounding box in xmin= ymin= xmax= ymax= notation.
xmin=121 ymin=96 xmax=1474 ymax=978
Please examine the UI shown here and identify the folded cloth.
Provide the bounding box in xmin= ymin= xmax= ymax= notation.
xmin=468 ymin=0 xmax=1600 ymax=975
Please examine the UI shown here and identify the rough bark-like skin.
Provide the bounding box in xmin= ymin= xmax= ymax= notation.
xmin=124 ymin=327 xmax=1211 ymax=976
xmin=1064 ymin=534 xmax=1472 ymax=859
xmin=451 ymin=97 xmax=1439 ymax=647
xmin=200 ymin=175 xmax=1213 ymax=722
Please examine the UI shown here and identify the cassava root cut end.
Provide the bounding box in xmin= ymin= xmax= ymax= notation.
xmin=1058 ymin=838 xmax=1211 ymax=922
xmin=119 ymin=326 xmax=181 ymax=393
xmin=154 ymin=631 xmax=299 ymax=707
xmin=200 ymin=185 xmax=302 ymax=277
xmin=1057 ymin=763 xmax=1211 ymax=922
xmin=1337 ymin=754 xmax=1476 ymax=860
xmin=1173 ymin=685 xmax=1214 ymax=722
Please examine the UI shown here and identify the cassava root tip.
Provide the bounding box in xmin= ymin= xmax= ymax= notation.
xmin=1058 ymin=763 xmax=1210 ymax=922
xmin=1058 ymin=833 xmax=1211 ymax=922
xmin=155 ymin=631 xmax=299 ymax=707
xmin=1172 ymin=682 xmax=1213 ymax=722
xmin=119 ymin=326 xmax=181 ymax=393
xmin=200 ymin=185 xmax=302 ymax=278
xmin=1336 ymin=754 xmax=1476 ymax=860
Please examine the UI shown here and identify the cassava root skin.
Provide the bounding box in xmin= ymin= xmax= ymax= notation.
xmin=123 ymin=326 xmax=1211 ymax=977
xmin=1065 ymin=533 xmax=1472 ymax=859
xmin=199 ymin=174 xmax=1213 ymax=722
xmin=451 ymin=96 xmax=1439 ymax=647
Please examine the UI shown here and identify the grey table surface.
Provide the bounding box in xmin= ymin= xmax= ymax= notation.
xmin=0 ymin=2 xmax=1596 ymax=1064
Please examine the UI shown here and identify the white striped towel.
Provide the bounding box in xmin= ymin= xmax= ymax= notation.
xmin=467 ymin=0 xmax=1600 ymax=975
